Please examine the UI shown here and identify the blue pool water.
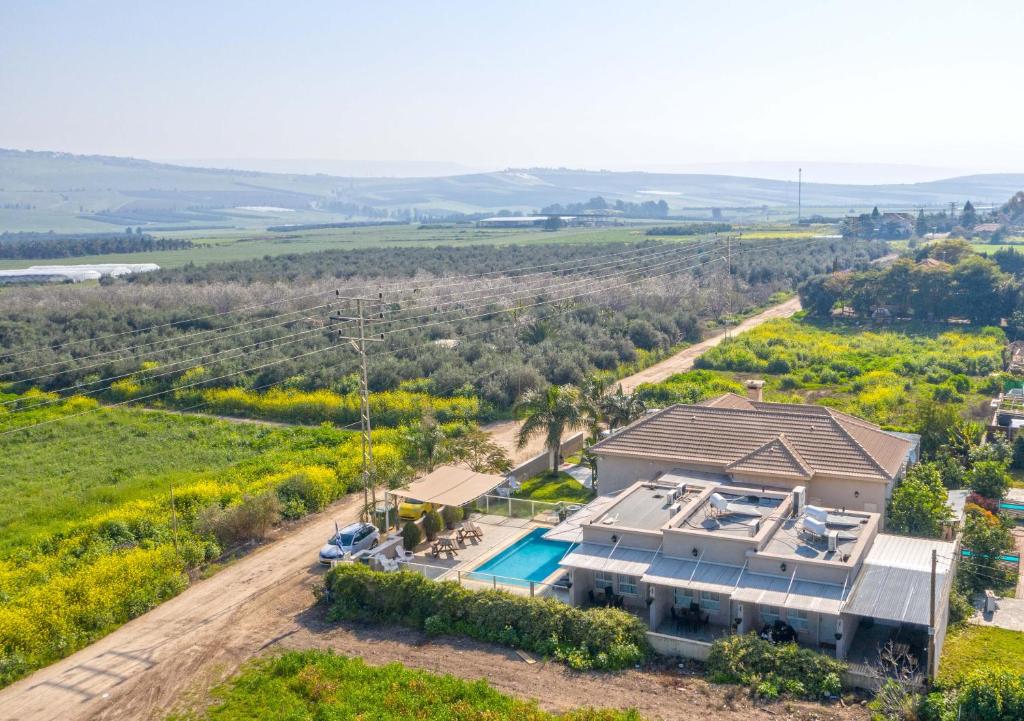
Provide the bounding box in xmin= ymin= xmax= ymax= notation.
xmin=1000 ymin=501 xmax=1024 ymax=512
xmin=468 ymin=528 xmax=570 ymax=585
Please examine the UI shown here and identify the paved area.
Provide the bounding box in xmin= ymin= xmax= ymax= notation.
xmin=970 ymin=595 xmax=1024 ymax=632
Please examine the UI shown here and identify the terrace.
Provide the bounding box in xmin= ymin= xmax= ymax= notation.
xmin=593 ymin=481 xmax=703 ymax=532
xmin=761 ymin=507 xmax=874 ymax=565
xmin=675 ymin=488 xmax=788 ymax=539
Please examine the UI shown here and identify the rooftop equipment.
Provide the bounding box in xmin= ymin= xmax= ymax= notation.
xmin=804 ymin=505 xmax=829 ymax=523
xmin=802 ymin=516 xmax=828 ymax=538
xmin=792 ymin=486 xmax=806 ymax=516
xmin=827 ymin=530 xmax=839 ymax=553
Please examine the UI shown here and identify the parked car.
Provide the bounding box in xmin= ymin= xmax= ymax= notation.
xmin=398 ymin=498 xmax=434 ymax=520
xmin=318 ymin=522 xmax=380 ymax=565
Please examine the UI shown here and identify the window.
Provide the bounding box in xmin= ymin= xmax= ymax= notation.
xmin=617 ymin=575 xmax=638 ymax=596
xmin=700 ymin=591 xmax=721 ymax=613
xmin=673 ymin=587 xmax=695 ymax=607
xmin=760 ymin=605 xmax=781 ymax=624
xmin=595 ymin=571 xmax=614 ymax=590
xmin=788 ymin=609 xmax=809 ymax=632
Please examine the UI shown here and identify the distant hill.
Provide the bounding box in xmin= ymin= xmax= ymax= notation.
xmin=1 ymin=148 xmax=1022 ymax=233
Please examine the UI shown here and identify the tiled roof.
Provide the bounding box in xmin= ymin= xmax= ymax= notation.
xmin=593 ymin=395 xmax=912 ymax=482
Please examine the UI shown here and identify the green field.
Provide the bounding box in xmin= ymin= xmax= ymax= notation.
xmin=0 ymin=391 xmax=413 ymax=687
xmin=0 ymin=224 xmax=667 ymax=270
xmin=169 ymin=650 xmax=642 ymax=721
xmin=638 ymin=317 xmax=1005 ymax=430
xmin=939 ymin=625 xmax=1024 ymax=685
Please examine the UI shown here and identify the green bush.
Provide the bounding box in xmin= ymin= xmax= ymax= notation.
xmin=705 ymin=633 xmax=846 ymax=700
xmin=440 ymin=505 xmax=463 ymax=529
xmin=422 ymin=509 xmax=443 ymax=540
xmin=401 ymin=521 xmax=421 ymax=551
xmin=195 ymin=492 xmax=282 ymax=547
xmin=324 ymin=564 xmax=650 ymax=671
xmin=954 ymin=668 xmax=1024 ymax=721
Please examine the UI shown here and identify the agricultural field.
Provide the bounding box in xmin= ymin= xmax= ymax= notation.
xmin=167 ymin=650 xmax=642 ymax=721
xmin=638 ymin=316 xmax=1006 ymax=430
xmin=0 ymin=391 xmax=411 ymax=687
xmin=0 ymin=224 xmax=662 ymax=270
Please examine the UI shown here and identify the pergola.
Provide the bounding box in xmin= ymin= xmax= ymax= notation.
xmin=384 ymin=465 xmax=508 ymax=528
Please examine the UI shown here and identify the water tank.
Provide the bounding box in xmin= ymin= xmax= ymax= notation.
xmin=709 ymin=493 xmax=730 ymax=513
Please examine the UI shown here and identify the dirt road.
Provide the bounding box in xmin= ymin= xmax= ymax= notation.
xmin=0 ymin=295 xmax=814 ymax=721
xmin=484 ymin=296 xmax=802 ymax=459
xmin=0 ymin=519 xmax=864 ymax=721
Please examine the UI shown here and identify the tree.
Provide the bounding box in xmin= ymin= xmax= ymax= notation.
xmin=601 ymin=385 xmax=646 ymax=431
xmin=1011 ymin=435 xmax=1024 ymax=470
xmin=969 ymin=460 xmax=1011 ymax=501
xmin=871 ymin=206 xmax=881 ymax=220
xmin=915 ymin=209 xmax=929 ymax=237
xmin=887 ymin=463 xmax=951 ymax=538
xmin=442 ymin=426 xmax=512 ymax=474
xmin=516 ymin=385 xmax=590 ymax=473
xmin=404 ymin=412 xmax=447 ymax=472
xmin=542 ymin=215 xmax=564 ymax=231
xmin=962 ymin=200 xmax=978 ymax=229
xmin=960 ymin=507 xmax=1015 ymax=592
xmin=915 ymin=401 xmax=974 ymax=459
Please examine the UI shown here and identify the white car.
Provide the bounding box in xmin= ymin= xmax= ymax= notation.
xmin=319 ymin=522 xmax=380 ymax=565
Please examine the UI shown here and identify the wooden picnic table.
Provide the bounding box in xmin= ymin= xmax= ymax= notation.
xmin=431 ymin=535 xmax=459 ymax=558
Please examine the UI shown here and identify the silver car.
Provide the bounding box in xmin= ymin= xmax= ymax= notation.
xmin=319 ymin=521 xmax=380 ymax=565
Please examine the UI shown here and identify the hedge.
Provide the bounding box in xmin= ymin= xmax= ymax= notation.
xmin=324 ymin=564 xmax=650 ymax=670
xmin=706 ymin=633 xmax=845 ymax=700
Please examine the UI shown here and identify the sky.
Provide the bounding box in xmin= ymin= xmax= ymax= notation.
xmin=2 ymin=1 xmax=1022 ymax=181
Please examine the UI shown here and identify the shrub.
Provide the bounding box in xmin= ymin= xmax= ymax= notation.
xmin=705 ymin=633 xmax=846 ymax=700
xmin=956 ymin=667 xmax=1024 ymax=721
xmin=324 ymin=564 xmax=649 ymax=671
xmin=275 ymin=467 xmax=337 ymax=519
xmin=422 ymin=510 xmax=443 ymax=541
xmin=969 ymin=461 xmax=1011 ymax=501
xmin=440 ymin=505 xmax=463 ymax=530
xmin=195 ymin=492 xmax=282 ymax=548
xmin=949 ymin=586 xmax=975 ymax=625
xmin=401 ymin=521 xmax=421 ymax=551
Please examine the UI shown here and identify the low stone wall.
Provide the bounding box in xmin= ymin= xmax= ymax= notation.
xmin=645 ymin=631 xmax=712 ymax=661
xmin=508 ymin=432 xmax=586 ymax=483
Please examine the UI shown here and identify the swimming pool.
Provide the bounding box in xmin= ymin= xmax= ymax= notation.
xmin=468 ymin=528 xmax=571 ymax=585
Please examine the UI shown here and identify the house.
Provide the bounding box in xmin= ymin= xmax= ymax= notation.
xmin=590 ymin=381 xmax=917 ymax=518
xmin=971 ymin=222 xmax=1003 ymax=239
xmin=555 ymin=475 xmax=957 ymax=680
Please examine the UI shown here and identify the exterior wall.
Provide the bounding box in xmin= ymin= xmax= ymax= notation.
xmin=804 ymin=475 xmax=887 ymax=517
xmin=837 ymin=613 xmax=860 ymax=661
xmin=569 ymin=566 xmax=649 ymax=610
xmin=646 ymin=631 xmax=712 ymax=661
xmin=509 ymin=432 xmax=586 ymax=483
xmin=662 ymin=531 xmax=755 ymax=566
xmin=596 ymin=455 xmax=682 ymax=495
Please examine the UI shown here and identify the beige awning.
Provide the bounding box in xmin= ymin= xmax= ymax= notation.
xmin=389 ymin=465 xmax=508 ymax=507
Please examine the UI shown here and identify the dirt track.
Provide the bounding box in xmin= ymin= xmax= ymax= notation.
xmin=0 ymin=296 xmax=822 ymax=721
xmin=483 ymin=296 xmax=802 ymax=458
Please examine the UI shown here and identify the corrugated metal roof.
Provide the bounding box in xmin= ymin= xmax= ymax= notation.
xmin=844 ymin=534 xmax=955 ymax=626
xmin=642 ymin=555 xmax=743 ymax=594
xmin=733 ymin=571 xmax=848 ymax=615
xmin=559 ymin=543 xmax=656 ymax=577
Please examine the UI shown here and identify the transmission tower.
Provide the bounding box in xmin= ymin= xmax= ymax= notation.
xmin=331 ymin=293 xmax=386 ymax=520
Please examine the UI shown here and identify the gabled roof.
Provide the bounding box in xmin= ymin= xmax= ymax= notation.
xmin=726 ymin=434 xmax=813 ymax=480
xmin=592 ymin=395 xmax=912 ymax=483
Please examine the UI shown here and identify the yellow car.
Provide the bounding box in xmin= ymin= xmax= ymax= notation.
xmin=398 ymin=499 xmax=434 ymax=520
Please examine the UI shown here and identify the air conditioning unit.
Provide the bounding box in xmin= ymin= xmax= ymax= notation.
xmin=792 ymin=486 xmax=806 ymax=516
xmin=668 ymin=503 xmax=681 ymax=518
xmin=827 ymin=530 xmax=839 ymax=553
xmin=805 ymin=505 xmax=828 ymax=523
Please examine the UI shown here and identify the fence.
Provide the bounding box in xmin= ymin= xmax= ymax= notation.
xmin=507 ymin=431 xmax=586 ymax=483
xmin=469 ymin=494 xmax=564 ymax=524
xmin=399 ymin=559 xmax=570 ymax=598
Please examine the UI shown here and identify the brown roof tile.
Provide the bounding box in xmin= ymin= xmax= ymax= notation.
xmin=593 ymin=396 xmax=912 ymax=482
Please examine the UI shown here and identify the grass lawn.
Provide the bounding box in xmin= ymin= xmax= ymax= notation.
xmin=168 ymin=650 xmax=641 ymax=721
xmin=515 ymin=471 xmax=594 ymax=503
xmin=939 ymin=624 xmax=1024 ymax=685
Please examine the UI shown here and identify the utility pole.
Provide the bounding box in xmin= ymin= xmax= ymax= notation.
xmin=332 ymin=294 xmax=386 ymax=522
xmin=797 ymin=167 xmax=802 ymax=224
xmin=927 ymin=548 xmax=937 ymax=683
xmin=724 ymin=234 xmax=733 ymax=339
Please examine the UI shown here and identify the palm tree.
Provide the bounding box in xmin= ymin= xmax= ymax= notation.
xmin=516 ymin=385 xmax=589 ymax=474
xmin=404 ymin=412 xmax=447 ymax=472
xmin=601 ymin=385 xmax=646 ymax=431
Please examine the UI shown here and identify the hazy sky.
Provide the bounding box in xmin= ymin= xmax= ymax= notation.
xmin=2 ymin=1 xmax=1022 ymax=179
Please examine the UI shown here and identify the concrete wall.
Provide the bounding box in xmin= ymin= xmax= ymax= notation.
xmin=509 ymin=432 xmax=586 ymax=483
xmin=646 ymin=631 xmax=712 ymax=661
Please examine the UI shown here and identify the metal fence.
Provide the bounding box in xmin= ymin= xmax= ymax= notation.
xmin=400 ymin=559 xmax=570 ymax=599
xmin=469 ymin=494 xmax=564 ymax=523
